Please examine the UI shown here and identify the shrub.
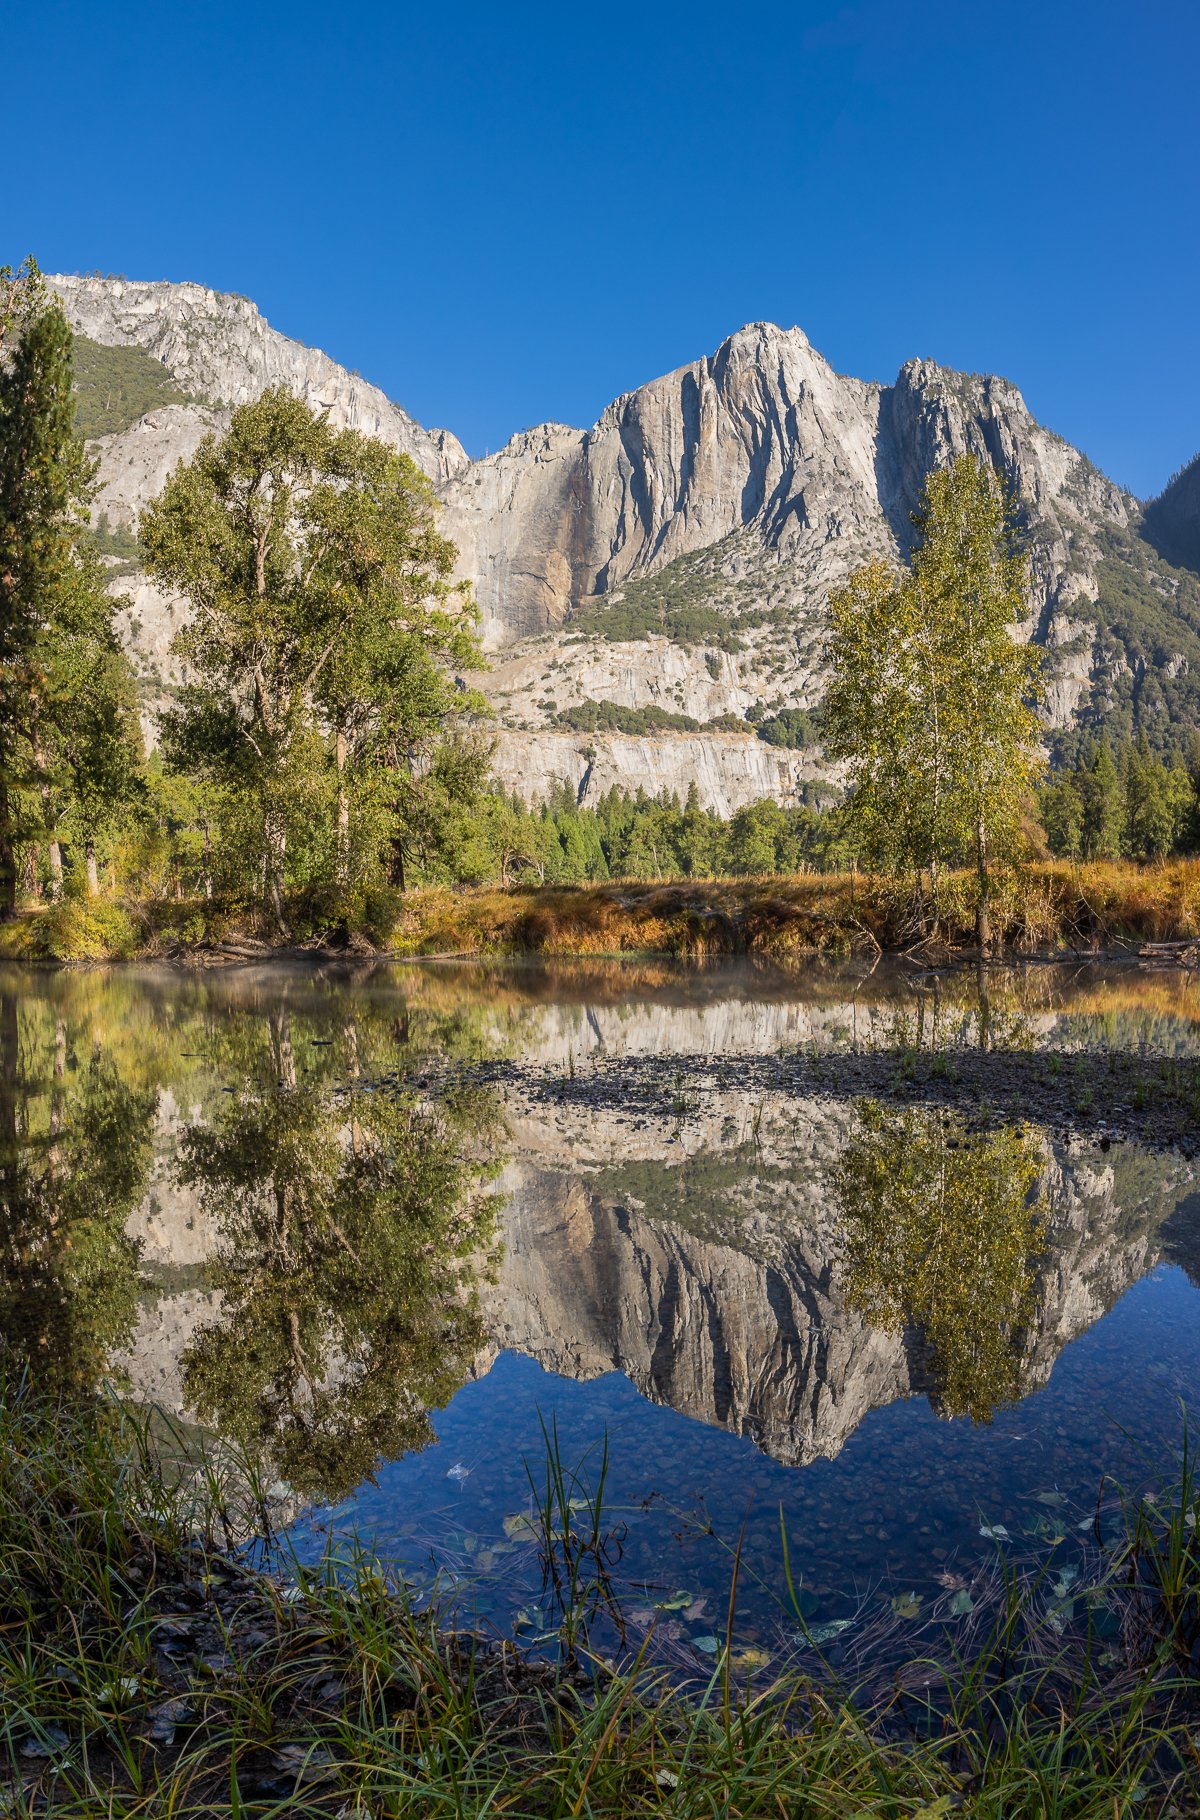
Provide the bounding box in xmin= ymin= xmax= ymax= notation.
xmin=0 ymin=899 xmax=140 ymax=962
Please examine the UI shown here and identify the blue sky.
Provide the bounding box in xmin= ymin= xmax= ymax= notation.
xmin=9 ymin=0 xmax=1198 ymax=495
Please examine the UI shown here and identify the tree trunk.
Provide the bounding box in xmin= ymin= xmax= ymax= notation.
xmin=32 ymin=732 xmax=62 ymax=902
xmin=0 ymin=992 xmax=17 ymax=1162
xmin=974 ymin=819 xmax=990 ymax=953
xmin=48 ymin=1018 xmax=66 ymax=1174
xmin=976 ymin=958 xmax=992 ymax=1053
xmin=271 ymin=1011 xmax=297 ymax=1090
xmin=202 ymin=822 xmax=213 ymax=900
xmin=0 ymin=778 xmax=15 ymax=921
xmin=345 ymin=1018 xmax=362 ymax=1154
xmin=388 ymin=837 xmax=406 ymax=893
xmin=335 ymin=730 xmax=349 ymax=887
xmin=85 ymin=839 xmax=99 ymax=897
xmin=47 ymin=837 xmax=64 ymax=902
xmin=264 ymin=809 xmax=289 ymax=937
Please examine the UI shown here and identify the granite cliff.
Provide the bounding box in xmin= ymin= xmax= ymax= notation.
xmin=50 ymin=275 xmax=1200 ymax=811
xmin=54 ymin=274 xmax=467 ymax=482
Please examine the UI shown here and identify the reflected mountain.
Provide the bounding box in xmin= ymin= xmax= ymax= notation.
xmin=482 ymin=1129 xmax=1194 ymax=1466
xmin=2 ymin=964 xmax=1199 ymax=1498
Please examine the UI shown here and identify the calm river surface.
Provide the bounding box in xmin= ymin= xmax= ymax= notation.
xmin=3 ymin=956 xmax=1200 ymax=1671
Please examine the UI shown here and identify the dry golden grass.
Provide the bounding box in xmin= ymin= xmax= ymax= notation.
xmin=9 ymin=860 xmax=1200 ymax=964
xmin=391 ymin=861 xmax=1200 ymax=960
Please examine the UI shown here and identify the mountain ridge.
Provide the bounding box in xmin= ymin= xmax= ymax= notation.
xmin=46 ymin=272 xmax=1200 ymax=811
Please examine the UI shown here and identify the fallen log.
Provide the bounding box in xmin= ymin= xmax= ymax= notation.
xmin=1138 ymin=940 xmax=1200 ymax=969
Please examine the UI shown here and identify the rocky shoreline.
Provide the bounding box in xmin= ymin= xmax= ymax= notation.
xmin=440 ymin=1037 xmax=1200 ymax=1157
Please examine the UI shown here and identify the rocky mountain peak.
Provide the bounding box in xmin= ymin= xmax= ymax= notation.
xmin=49 ymin=272 xmax=468 ymax=485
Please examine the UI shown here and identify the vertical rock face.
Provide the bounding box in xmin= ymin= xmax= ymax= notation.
xmin=486 ymin=727 xmax=826 ymax=818
xmin=438 ymin=423 xmax=590 ymax=642
xmin=86 ymin=403 xmax=222 ymax=536
xmin=438 ymin=323 xmax=896 ymax=643
xmin=439 ymin=326 xmax=1130 ymax=651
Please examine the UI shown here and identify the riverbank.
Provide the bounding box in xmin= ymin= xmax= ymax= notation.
xmin=4 ymin=859 xmax=1200 ymax=964
xmin=2 ymin=1379 xmax=1197 ymax=1817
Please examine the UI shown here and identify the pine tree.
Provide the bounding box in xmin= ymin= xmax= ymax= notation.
xmin=0 ymin=267 xmax=80 ymax=914
xmin=0 ymin=266 xmax=137 ymax=913
xmin=1079 ymin=744 xmax=1125 ymax=859
xmin=1038 ymin=773 xmax=1084 ymax=858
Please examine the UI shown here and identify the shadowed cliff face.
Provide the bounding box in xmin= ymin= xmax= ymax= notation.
xmin=1143 ymin=452 xmax=1200 ymax=573
xmin=444 ymin=327 xmax=1130 ymax=646
xmin=439 ymin=325 xmax=893 ymax=639
xmin=481 ymin=342 xmax=1133 ymax=692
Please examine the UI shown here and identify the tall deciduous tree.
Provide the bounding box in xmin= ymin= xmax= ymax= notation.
xmin=33 ymin=539 xmax=145 ymax=896
xmin=306 ymin=431 xmax=487 ymax=889
xmin=141 ymin=390 xmax=485 ymax=926
xmin=824 ymin=456 xmax=1044 ymax=947
xmin=177 ymin=1010 xmax=503 ymax=1501
xmin=822 ymin=558 xmax=950 ymax=882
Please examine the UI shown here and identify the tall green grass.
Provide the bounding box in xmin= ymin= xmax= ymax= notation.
xmin=1 ymin=1372 xmax=1198 ymax=1815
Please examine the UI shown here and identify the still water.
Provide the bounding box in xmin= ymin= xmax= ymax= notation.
xmin=3 ymin=957 xmax=1200 ymax=1671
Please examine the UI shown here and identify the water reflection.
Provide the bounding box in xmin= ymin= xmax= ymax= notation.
xmin=834 ymin=1103 xmax=1046 ymax=1423
xmin=0 ymin=990 xmax=152 ymax=1390
xmin=176 ymin=1010 xmax=505 ymax=1501
xmin=0 ymin=959 xmax=1198 ymax=1520
xmin=485 ymin=1140 xmax=1174 ymax=1469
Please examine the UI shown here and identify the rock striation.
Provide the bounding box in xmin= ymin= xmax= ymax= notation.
xmin=440 ymin=328 xmax=1116 ymax=642
xmin=488 ymin=727 xmax=825 ymax=818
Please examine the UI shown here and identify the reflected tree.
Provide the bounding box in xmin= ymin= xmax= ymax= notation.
xmin=179 ymin=1011 xmax=504 ymax=1502
xmin=834 ymin=1100 xmax=1046 ymax=1422
xmin=0 ymin=991 xmax=152 ymax=1390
